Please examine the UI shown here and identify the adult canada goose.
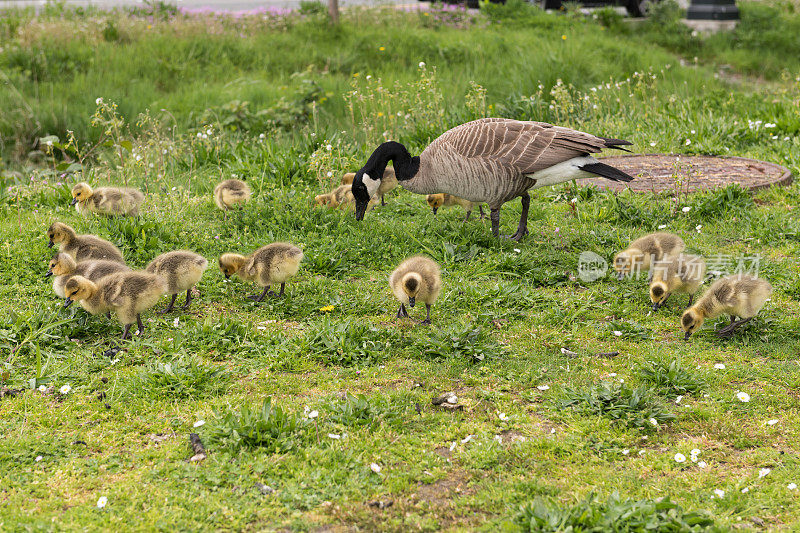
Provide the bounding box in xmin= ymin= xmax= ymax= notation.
xmin=70 ymin=182 xmax=144 ymax=216
xmin=342 ymin=168 xmax=397 ymax=205
xmin=681 ymin=275 xmax=772 ymax=340
xmin=351 ymin=118 xmax=633 ymax=240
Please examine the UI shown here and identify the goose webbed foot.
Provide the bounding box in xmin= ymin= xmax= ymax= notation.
xmin=420 ymin=304 xmax=432 ymax=325
xmin=506 ymin=227 xmax=529 ymax=241
xmin=158 ymin=294 xmax=177 ymax=314
xmin=717 ymin=317 xmax=752 ymax=338
xmin=247 ymin=287 xmax=269 ymax=302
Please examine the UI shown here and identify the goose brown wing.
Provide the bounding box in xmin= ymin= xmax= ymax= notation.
xmin=432 ymin=118 xmax=610 ymax=175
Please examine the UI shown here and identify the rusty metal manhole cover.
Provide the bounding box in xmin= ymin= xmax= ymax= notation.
xmin=576 ymin=154 xmax=793 ymax=193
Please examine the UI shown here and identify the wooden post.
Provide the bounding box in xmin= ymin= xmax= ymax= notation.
xmin=329 ymin=0 xmax=339 ymax=23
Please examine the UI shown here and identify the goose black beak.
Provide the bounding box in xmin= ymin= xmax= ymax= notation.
xmin=64 ymin=298 xmax=73 ymax=308
xmin=70 ymin=197 xmax=78 ymax=206
xmin=354 ymin=201 xmax=368 ymax=221
xmin=684 ymin=331 xmax=691 ymax=341
xmin=408 ymin=296 xmax=416 ymax=308
xmin=48 ymin=240 xmax=54 ymax=248
xmin=432 ymin=207 xmax=438 ymax=215
xmin=45 ymin=270 xmax=53 ymax=278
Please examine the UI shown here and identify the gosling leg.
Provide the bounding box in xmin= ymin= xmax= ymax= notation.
xmin=159 ymin=293 xmax=177 ymax=314
xmin=396 ymin=304 xmax=409 ymax=319
xmin=248 ymin=286 xmax=269 ymax=302
xmin=686 ymin=294 xmax=694 ymax=307
xmin=137 ymin=314 xmax=145 ymax=336
xmin=121 ymin=324 xmax=132 ymax=340
xmin=420 ymin=304 xmax=432 ymax=325
xmin=718 ymin=317 xmax=752 ymax=337
xmin=181 ymin=289 xmax=193 ymax=310
xmin=490 ymin=208 xmax=501 ymax=238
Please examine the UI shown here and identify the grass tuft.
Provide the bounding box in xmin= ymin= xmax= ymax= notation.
xmin=561 ymin=383 xmax=675 ymax=430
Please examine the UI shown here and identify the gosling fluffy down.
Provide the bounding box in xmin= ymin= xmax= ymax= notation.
xmin=326 ymin=184 xmax=378 ymax=212
xmin=46 ymin=222 xmax=125 ymax=263
xmin=63 ymin=271 xmax=167 ymax=339
xmin=47 ymin=252 xmax=130 ymax=298
xmin=426 ymin=193 xmax=485 ymax=222
xmin=649 ymin=253 xmax=707 ymax=311
xmin=389 ymin=256 xmax=441 ymax=324
xmin=342 ymin=168 xmax=397 ymax=205
xmin=219 ymin=242 xmax=303 ymax=301
xmin=213 ymin=179 xmax=251 ymax=219
xmin=146 ymin=250 xmax=209 ymax=312
xmin=613 ymin=232 xmax=685 ymax=280
xmin=681 ymin=275 xmax=772 ymax=339
xmin=70 ymin=182 xmax=144 ymax=216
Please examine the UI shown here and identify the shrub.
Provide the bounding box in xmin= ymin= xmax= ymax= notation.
xmin=325 ymin=393 xmax=404 ymax=429
xmin=128 ymin=358 xmax=230 ymax=399
xmin=206 ymin=397 xmax=310 ymax=452
xmin=513 ymin=492 xmax=717 ymax=532
xmin=638 ymin=359 xmax=705 ymax=398
xmin=561 ymin=383 xmax=675 ymax=430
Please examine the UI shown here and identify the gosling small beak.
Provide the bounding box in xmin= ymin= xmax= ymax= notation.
xmin=45 ymin=270 xmax=53 ymax=278
xmin=408 ymin=296 xmax=416 ymax=308
xmin=70 ymin=197 xmax=78 ymax=206
xmin=48 ymin=240 xmax=54 ymax=248
xmin=652 ymin=303 xmax=660 ymax=311
xmin=684 ymin=331 xmax=692 ymax=341
xmin=64 ymin=298 xmax=73 ymax=308
xmin=432 ymin=207 xmax=438 ymax=215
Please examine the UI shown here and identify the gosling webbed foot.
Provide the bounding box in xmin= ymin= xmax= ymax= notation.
xmin=158 ymin=294 xmax=177 ymax=314
xmin=181 ymin=289 xmax=193 ymax=310
xmin=420 ymin=319 xmax=432 ymax=326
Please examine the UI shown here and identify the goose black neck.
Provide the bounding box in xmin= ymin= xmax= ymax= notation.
xmin=364 ymin=141 xmax=420 ymax=182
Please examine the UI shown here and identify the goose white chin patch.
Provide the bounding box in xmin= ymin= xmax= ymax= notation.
xmin=362 ymin=173 xmax=381 ymax=198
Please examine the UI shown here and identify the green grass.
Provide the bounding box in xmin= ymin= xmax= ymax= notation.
xmin=1 ymin=1 xmax=800 ymax=531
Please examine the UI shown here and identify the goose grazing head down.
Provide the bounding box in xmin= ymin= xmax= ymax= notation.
xmin=352 ymin=119 xmax=634 ymax=239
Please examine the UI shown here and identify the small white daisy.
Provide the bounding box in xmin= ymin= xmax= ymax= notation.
xmin=307 ymin=410 xmax=319 ymax=419
xmin=658 ymin=224 xmax=667 ymax=229
xmin=498 ymin=412 xmax=509 ymax=421
xmin=698 ymin=461 xmax=707 ymax=468
xmin=59 ymin=384 xmax=72 ymax=395
xmin=418 ymin=61 xmax=426 ymax=68
xmin=759 ymin=468 xmax=771 ymax=478
xmin=327 ymin=433 xmax=341 ymax=440
xmin=622 ymin=449 xmax=630 ymax=455
xmin=681 ymin=206 xmax=691 ymax=213
xmin=537 ymin=385 xmax=550 ymax=391
xmin=675 ymin=453 xmax=687 ymax=463
xmin=714 ymin=489 xmax=725 ymax=498
xmin=767 ymin=419 xmax=779 ymax=426
xmin=97 ymin=496 xmax=108 ymax=508
xmin=613 ymin=330 xmax=622 ymax=337
xmin=741 ymin=487 xmax=749 ymax=494
xmin=788 ymin=483 xmax=797 ymax=490
xmin=369 ymin=463 xmax=381 ymax=473
xmin=649 ymin=418 xmax=659 ymax=427
xmin=714 ymin=363 xmax=726 ymax=370
xmin=193 ymin=420 xmax=205 ymax=428
xmin=675 ymin=395 xmax=683 ymax=404
xmin=736 ymin=391 xmax=751 ymax=403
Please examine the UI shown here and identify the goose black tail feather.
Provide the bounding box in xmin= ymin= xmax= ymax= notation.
xmin=598 ymin=136 xmax=633 ymax=152
xmin=580 ymin=162 xmax=634 ymax=183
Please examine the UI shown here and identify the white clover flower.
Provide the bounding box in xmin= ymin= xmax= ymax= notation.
xmin=35 ymin=455 xmax=43 ymax=462
xmin=513 ymin=248 xmax=521 ymax=253
xmin=714 ymin=489 xmax=725 ymax=498
xmin=259 ymin=133 xmax=266 ymax=139
xmin=613 ymin=330 xmax=622 ymax=337
xmin=370 ymin=463 xmax=381 ymax=473
xmin=764 ymin=123 xmax=776 ymax=128
xmin=681 ymin=206 xmax=691 ymax=213
xmin=326 ymin=171 xmax=333 ymax=177
xmin=193 ymin=420 xmax=205 ymax=428
xmin=685 ymin=139 xmax=692 ymax=146
xmin=173 ymin=317 xmax=180 ymax=328
xmin=60 ymin=384 xmax=72 ymax=395
xmin=714 ymin=363 xmax=725 ymax=369
xmin=759 ymin=468 xmax=771 ymax=478
xmin=675 ymin=453 xmax=686 ymax=463
xmin=650 ymin=142 xmax=657 ymax=147
xmin=537 ymin=385 xmax=550 ymax=391
xmin=736 ymin=391 xmax=751 ymax=403
xmin=788 ymin=483 xmax=797 ymax=490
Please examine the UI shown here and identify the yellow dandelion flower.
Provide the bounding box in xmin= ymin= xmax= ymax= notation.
xmin=377 ymin=112 xmax=384 ymax=117
xmin=353 ymin=72 xmax=360 ymax=77
xmin=319 ymin=305 xmax=334 ymax=312
xmin=379 ymin=46 xmax=385 ymax=51
xmin=561 ymin=35 xmax=567 ymax=40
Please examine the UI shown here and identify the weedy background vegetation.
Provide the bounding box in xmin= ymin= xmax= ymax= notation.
xmin=1 ymin=0 xmax=800 ymax=530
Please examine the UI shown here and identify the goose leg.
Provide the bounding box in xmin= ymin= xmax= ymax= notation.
xmin=718 ymin=317 xmax=752 ymax=337
xmin=159 ymin=293 xmax=177 ymax=314
xmin=137 ymin=314 xmax=145 ymax=336
xmin=490 ymin=208 xmax=501 ymax=237
xmin=381 ymin=195 xmax=386 ymax=206
xmin=270 ymin=283 xmax=285 ymax=298
xmin=182 ymin=289 xmax=193 ymax=310
xmin=420 ymin=304 xmax=432 ymax=325
xmin=686 ymin=294 xmax=694 ymax=307
xmin=248 ymin=286 xmax=269 ymax=302
xmin=463 ymin=209 xmax=471 ymax=222
xmin=508 ymin=193 xmax=530 ymax=241
xmin=479 ymin=205 xmax=485 ymax=220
